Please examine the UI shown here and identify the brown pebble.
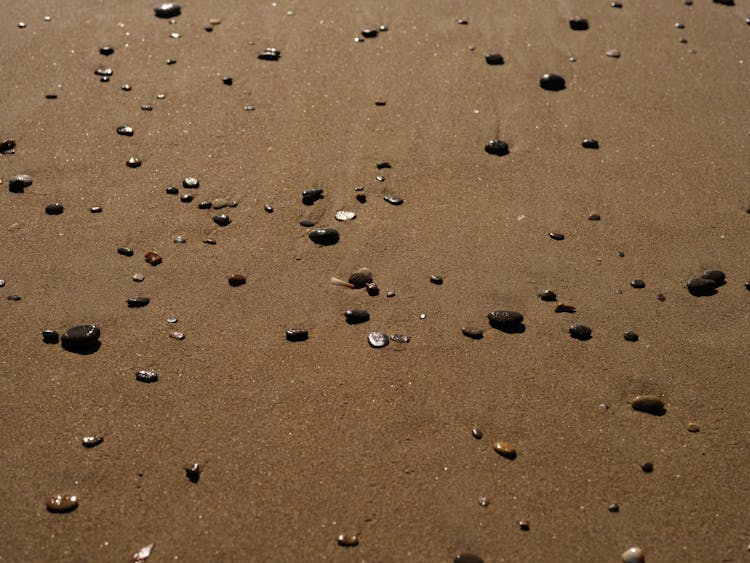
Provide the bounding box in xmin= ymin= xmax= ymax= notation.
xmin=144 ymin=251 xmax=162 ymax=265
xmin=493 ymin=441 xmax=517 ymax=459
xmin=687 ymin=422 xmax=700 ymax=432
xmin=630 ymin=396 xmax=666 ymax=416
xmin=518 ymin=519 xmax=530 ymax=531
xmin=228 ymin=274 xmax=246 ymax=287
xmin=47 ymin=494 xmax=78 ymax=513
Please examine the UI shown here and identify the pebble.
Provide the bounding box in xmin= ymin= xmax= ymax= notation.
xmin=376 ymin=161 xmax=392 ymax=169
xmin=308 ymin=227 xmax=339 ymax=245
xmin=0 ymin=139 xmax=16 ymax=154
xmin=454 ymin=554 xmax=484 ymax=563
xmin=621 ymin=547 xmax=644 ymax=563
xmin=198 ymin=201 xmax=212 ymax=209
xmin=169 ymin=331 xmax=185 ymax=340
xmin=611 ymin=2 xmax=623 ymax=7
xmin=701 ymin=269 xmax=725 ymax=285
xmin=344 ymin=309 xmax=370 ymax=324
xmin=182 ymin=177 xmax=200 ymax=189
xmin=155 ymin=3 xmax=181 ymax=18
xmin=556 ymin=304 xmax=575 ymax=312
xmin=126 ymin=157 xmax=141 ymax=168
xmin=9 ymin=174 xmax=32 ymax=192
xmin=165 ymin=186 xmax=178 ymax=194
xmin=608 ymin=503 xmax=620 ymax=512
xmin=45 ymin=203 xmax=64 ymax=215
xmin=631 ymin=279 xmax=645 ymax=289
xmin=82 ymin=436 xmax=103 ymax=448
xmin=687 ymin=277 xmax=717 ymax=296
xmin=228 ymin=274 xmax=246 ymax=287
xmin=212 ymin=198 xmax=227 ymax=209
xmin=213 ymin=214 xmax=231 ymax=226
xmin=127 ymin=296 xmax=150 ymax=308
xmin=518 ymin=520 xmax=530 ymax=531
xmin=185 ymin=463 xmax=201 ymax=483
xmin=337 ymin=534 xmax=359 ymax=547
xmin=485 ymin=53 xmax=505 ymax=65
xmin=549 ymin=232 xmax=565 ymax=240
xmin=166 ymin=317 xmax=178 ymax=323
xmin=569 ymin=17 xmax=589 ymax=30
xmin=539 ymin=289 xmax=557 ymax=301
xmin=588 ymin=213 xmax=601 ymax=221
xmin=368 ymin=332 xmax=389 ymax=348
xmin=117 ymin=125 xmax=134 ymax=136
xmin=606 ymin=49 xmax=621 ymax=58
xmin=264 ymin=204 xmax=273 ymax=213
xmin=222 ymin=77 xmax=233 ymax=85
xmin=348 ymin=268 xmax=373 ymax=288
xmin=99 ymin=46 xmax=114 ymax=56
xmin=384 ymin=194 xmax=404 ymax=205
xmin=569 ymin=324 xmax=592 ymax=340
xmin=61 ymin=325 xmax=100 ymax=351
xmin=630 ymin=395 xmax=666 ymax=416
xmin=487 ymin=310 xmax=524 ymax=331
xmin=493 ymin=441 xmax=517 ymax=460
xmin=485 ymin=139 xmax=509 ymax=157
xmin=47 ymin=494 xmax=78 ymax=513
xmin=540 ymin=73 xmax=566 ymax=91
xmin=362 ymin=28 xmax=378 ymax=38
xmin=141 ymin=104 xmax=153 ymax=111
xmin=302 ymin=188 xmax=324 ymax=204
xmin=430 ymin=274 xmax=443 ymax=285
xmin=95 ymin=68 xmax=113 ymax=77
xmin=173 ymin=235 xmax=186 ymax=243
xmin=118 ymin=246 xmax=134 ymax=257
xmin=122 ymin=84 xmax=131 ymax=91
xmin=7 ymin=294 xmax=21 ymax=301
xmin=478 ymin=497 xmax=490 ymax=507
xmin=136 ymin=370 xmax=158 ymax=383
xmin=687 ymin=422 xmax=700 ymax=432
xmin=299 ymin=219 xmax=315 ymax=227
xmin=258 ymin=47 xmax=281 ymax=61
xmin=90 ymin=206 xmax=102 ymax=213
xmin=623 ymin=331 xmax=639 ymax=342
xmin=144 ymin=251 xmax=162 ymax=265
xmin=640 ymin=461 xmax=653 ymax=473
xmin=335 ymin=210 xmax=356 ymax=221
xmin=472 ymin=427 xmax=483 ymax=439
xmin=390 ymin=334 xmax=410 ymax=344
xmin=42 ymin=329 xmax=60 ymax=344
xmin=582 ymin=138 xmax=599 ymax=149
xmin=462 ymin=327 xmax=484 ymax=339
xmin=286 ymin=328 xmax=309 ymax=342
xmin=132 ymin=544 xmax=154 ymax=562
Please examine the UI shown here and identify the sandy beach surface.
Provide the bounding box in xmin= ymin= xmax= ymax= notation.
xmin=1 ymin=1 xmax=749 ymax=561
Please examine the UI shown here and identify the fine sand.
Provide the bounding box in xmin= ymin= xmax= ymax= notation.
xmin=1 ymin=1 xmax=749 ymax=561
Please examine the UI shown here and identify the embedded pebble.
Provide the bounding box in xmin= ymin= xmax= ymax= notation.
xmin=485 ymin=139 xmax=509 ymax=157
xmin=384 ymin=194 xmax=403 ymax=205
xmin=588 ymin=213 xmax=601 ymax=221
xmin=337 ymin=534 xmax=359 ymax=547
xmin=493 ymin=441 xmax=517 ymax=459
xmin=478 ymin=497 xmax=490 ymax=507
xmin=62 ymin=325 xmax=101 ymax=351
xmin=606 ymin=49 xmax=621 ymax=58
xmin=485 ymin=53 xmax=505 ymax=65
xmin=47 ymin=494 xmax=78 ymax=513
xmin=9 ymin=174 xmax=32 ymax=192
xmin=582 ymin=138 xmax=599 ymax=149
xmin=299 ymin=219 xmax=315 ymax=227
xmin=487 ymin=310 xmax=524 ymax=331
xmin=228 ymin=274 xmax=246 ymax=286
xmin=136 ymin=370 xmax=158 ymax=383
xmin=335 ymin=210 xmax=356 ymax=221
xmin=687 ymin=277 xmax=717 ymax=296
xmin=623 ymin=331 xmax=639 ymax=342
xmin=549 ymin=232 xmax=565 ymax=240
xmin=173 ymin=235 xmax=186 ymax=243
xmin=608 ymin=503 xmax=620 ymax=512
xmin=213 ymin=214 xmax=231 ymax=226
xmin=82 ymin=436 xmax=103 ymax=448
xmin=126 ymin=157 xmax=141 ymax=168
xmin=7 ymin=294 xmax=21 ymax=301
xmin=462 ymin=327 xmax=484 ymax=339
xmin=630 ymin=395 xmax=666 ymax=416
xmin=348 ymin=268 xmax=373 ymax=288
xmin=145 ymin=251 xmax=162 ymax=265
xmin=621 ymin=547 xmax=644 ymax=563
xmin=198 ymin=201 xmax=212 ymax=209
xmin=0 ymin=139 xmax=16 ymax=154
xmin=99 ymin=46 xmax=114 ymax=56
xmin=569 ymin=17 xmax=589 ymax=30
xmin=518 ymin=520 xmax=530 ymax=531
xmin=183 ymin=177 xmax=200 ymax=189
xmin=45 ymin=203 xmax=64 ymax=215
xmin=286 ymin=328 xmax=309 ymax=342
xmin=376 ymin=161 xmax=391 ymax=169
xmin=127 ymin=296 xmax=150 ymax=308
xmin=169 ymin=331 xmax=185 ymax=340
xmin=212 ymin=198 xmax=228 ymax=209
xmin=631 ymin=279 xmax=645 ymax=289
xmin=155 ymin=3 xmax=181 ymax=18
xmin=430 ymin=274 xmax=443 ymax=285
xmin=165 ymin=186 xmax=178 ymax=195
xmin=472 ymin=427 xmax=483 ymax=439
xmin=264 ymin=204 xmax=273 ymax=213
xmin=42 ymin=329 xmax=60 ymax=344
xmin=687 ymin=422 xmax=700 ymax=433
xmin=185 ymin=463 xmax=201 ymax=483
xmin=569 ymin=324 xmax=592 ymax=340
xmin=90 ymin=206 xmax=102 ymax=213
xmin=454 ymin=554 xmax=484 ymax=563
xmin=344 ymin=309 xmax=370 ymax=324
xmin=539 ymin=289 xmax=557 ymax=301
xmin=118 ymin=247 xmax=134 ymax=257
xmin=390 ymin=334 xmax=410 ymax=344
xmin=302 ymin=188 xmax=324 ymax=205
xmin=308 ymin=227 xmax=339 ymax=245
xmin=540 ymin=73 xmax=566 ymax=91
xmin=368 ymin=332 xmax=389 ymax=348
xmin=258 ymin=47 xmax=281 ymax=61
xmin=701 ymin=269 xmax=725 ymax=285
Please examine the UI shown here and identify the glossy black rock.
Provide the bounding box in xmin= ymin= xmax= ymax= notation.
xmin=136 ymin=370 xmax=158 ymax=383
xmin=345 ymin=309 xmax=370 ymax=324
xmin=213 ymin=214 xmax=231 ymax=226
xmin=62 ymin=325 xmax=101 ymax=352
xmin=631 ymin=279 xmax=645 ymax=289
xmin=701 ymin=269 xmax=725 ymax=286
xmin=308 ymin=227 xmax=339 ymax=245
xmin=687 ymin=277 xmax=717 ymax=296
xmin=258 ymin=47 xmax=281 ymax=61
xmin=624 ymin=331 xmax=639 ymax=342
xmin=582 ymin=138 xmax=599 ymax=149
xmin=487 ymin=310 xmax=524 ymax=332
xmin=286 ymin=328 xmax=309 ymax=342
xmin=117 ymin=247 xmax=134 ymax=257
xmin=127 ymin=296 xmax=150 ymax=308
xmin=569 ymin=17 xmax=589 ymax=30
xmin=155 ymin=3 xmax=181 ymax=18
xmin=42 ymin=330 xmax=60 ymax=344
xmin=82 ymin=435 xmax=104 ymax=448
xmin=485 ymin=139 xmax=509 ymax=156
xmin=302 ymin=188 xmax=323 ymax=205
xmin=485 ymin=53 xmax=505 ymax=65
xmin=569 ymin=324 xmax=592 ymax=340
xmin=462 ymin=327 xmax=484 ymax=339
xmin=45 ymin=203 xmax=64 ymax=215
xmin=0 ymin=139 xmax=16 ymax=154
xmin=116 ymin=125 xmax=134 ymax=136
xmin=539 ymin=290 xmax=557 ymax=301
xmin=9 ymin=174 xmax=32 ymax=192
xmin=540 ymin=73 xmax=566 ymax=91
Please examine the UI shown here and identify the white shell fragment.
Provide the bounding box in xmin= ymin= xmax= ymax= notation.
xmin=334 ymin=210 xmax=356 ymax=221
xmin=368 ymin=332 xmax=389 ymax=348
xmin=133 ymin=543 xmax=154 ymax=562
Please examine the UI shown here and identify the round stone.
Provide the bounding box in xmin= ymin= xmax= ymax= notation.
xmin=9 ymin=174 xmax=32 ymax=192
xmin=569 ymin=17 xmax=589 ymax=30
xmin=348 ymin=268 xmax=373 ymax=288
xmin=430 ymin=274 xmax=443 ymax=285
xmin=62 ymin=325 xmax=100 ymax=351
xmin=286 ymin=328 xmax=309 ymax=342
xmin=701 ymin=269 xmax=725 ymax=285
xmin=540 ymin=73 xmax=566 ymax=91
xmin=90 ymin=206 xmax=102 ymax=213
xmin=116 ymin=125 xmax=133 ymax=136
xmin=487 ymin=310 xmax=524 ymax=331
xmin=368 ymin=332 xmax=389 ymax=348
xmin=485 ymin=139 xmax=509 ymax=156
xmin=344 ymin=309 xmax=370 ymax=324
xmin=493 ymin=441 xmax=517 ymax=459
xmin=183 ymin=177 xmax=199 ymax=189
xmin=582 ymin=138 xmax=599 ymax=149
xmin=539 ymin=289 xmax=557 ymax=301
xmin=335 ymin=210 xmax=356 ymax=221
xmin=144 ymin=251 xmax=162 ymax=265
xmin=136 ymin=370 xmax=158 ymax=383
xmin=485 ymin=53 xmax=504 ymax=65
xmin=127 ymin=296 xmax=150 ymax=308
xmin=42 ymin=329 xmax=60 ymax=344
xmin=384 ymin=194 xmax=404 ymax=205
xmin=45 ymin=203 xmax=64 ymax=215
xmin=631 ymin=279 xmax=645 ymax=289
xmin=212 ymin=198 xmax=228 ymax=209
xmin=622 ymin=547 xmax=644 ymax=563
xmin=462 ymin=326 xmax=484 ymax=339
xmin=228 ymin=274 xmax=246 ymax=286
xmin=630 ymin=396 xmax=666 ymax=416
xmin=165 ymin=186 xmax=178 ymax=194
xmin=117 ymin=247 xmax=134 ymax=257
xmin=608 ymin=503 xmax=620 ymax=512
xmin=337 ymin=534 xmax=359 ymax=547
xmin=155 ymin=3 xmax=181 ymax=18
xmin=308 ymin=227 xmax=339 ymax=245
xmin=623 ymin=331 xmax=639 ymax=342
xmin=569 ymin=324 xmax=592 ymax=340
xmin=47 ymin=494 xmax=78 ymax=513
xmin=82 ymin=436 xmax=103 ymax=448
xmin=213 ymin=214 xmax=231 ymax=226
xmin=472 ymin=427 xmax=483 ymax=439
xmin=687 ymin=277 xmax=717 ymax=296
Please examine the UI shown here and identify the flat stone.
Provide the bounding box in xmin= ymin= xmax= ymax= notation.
xmin=606 ymin=49 xmax=621 ymax=58
xmin=82 ymin=436 xmax=103 ymax=448
xmin=687 ymin=277 xmax=717 ymax=296
xmin=493 ymin=441 xmax=517 ymax=459
xmin=117 ymin=247 xmax=134 ymax=257
xmin=42 ymin=329 xmax=59 ymax=344
xmin=45 ymin=203 xmax=64 ymax=215
xmin=540 ymin=73 xmax=566 ymax=91
xmin=344 ymin=309 xmax=370 ymax=324
xmin=582 ymin=138 xmax=599 ymax=148
xmin=213 ymin=214 xmax=231 ymax=226
xmin=258 ymin=47 xmax=281 ymax=61
xmin=485 ymin=139 xmax=509 ymax=156
xmin=145 ymin=251 xmax=162 ymax=265
xmin=384 ymin=194 xmax=404 ymax=205
xmin=485 ymin=53 xmax=504 ymax=65
xmin=687 ymin=422 xmax=700 ymax=432
xmin=630 ymin=395 xmax=666 ymax=416
xmin=62 ymin=325 xmax=100 ymax=351
xmin=133 ymin=273 xmax=145 ymax=282
xmin=155 ymin=3 xmax=181 ymax=18
xmin=335 ymin=210 xmax=356 ymax=221
xmin=569 ymin=17 xmax=589 ymax=30
xmin=127 ymin=296 xmax=150 ymax=308
xmin=47 ymin=494 xmax=78 ymax=513
xmin=390 ymin=334 xmax=410 ymax=343
xmin=286 ymin=328 xmax=309 ymax=342
xmin=116 ymin=125 xmax=134 ymax=136
xmin=228 ymin=274 xmax=246 ymax=286
xmin=9 ymin=174 xmax=32 ymax=192
xmin=308 ymin=227 xmax=339 ymax=245
xmin=462 ymin=326 xmax=484 ymax=339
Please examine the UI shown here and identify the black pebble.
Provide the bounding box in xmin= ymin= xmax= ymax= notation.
xmin=712 ymin=0 xmax=734 ymax=5
xmin=302 ymin=188 xmax=324 ymax=205
xmin=117 ymin=247 xmax=134 ymax=257
xmin=701 ymin=270 xmax=725 ymax=286
xmin=430 ymin=275 xmax=443 ymax=285
xmin=309 ymin=227 xmax=339 ymax=245
xmin=7 ymin=294 xmax=21 ymax=301
xmin=362 ymin=29 xmax=378 ymax=38
xmin=126 ymin=157 xmax=141 ymax=168
xmin=549 ymin=232 xmax=565 ymax=240
xmin=540 ymin=290 xmax=557 ymax=302
xmin=569 ymin=17 xmax=589 ymax=30
xmin=198 ymin=201 xmax=212 ymax=209
xmin=180 ymin=194 xmax=193 ymax=203
xmin=186 ymin=463 xmax=201 ymax=483
xmin=82 ymin=436 xmax=104 ymax=448
xmin=640 ymin=462 xmax=654 ymax=473
xmin=376 ymin=161 xmax=391 ymax=169
xmin=485 ymin=139 xmax=509 ymax=157
xmin=141 ymin=104 xmax=153 ymax=111
xmin=42 ymin=330 xmax=59 ymax=344
xmin=182 ymin=177 xmax=199 ymax=189
xmin=540 ymin=73 xmax=566 ymax=91
xmin=384 ymin=195 xmax=403 ymax=205
xmin=45 ymin=203 xmax=64 ymax=215
xmin=631 ymin=279 xmax=645 ymax=289
xmin=485 ymin=53 xmax=504 ymax=65
xmin=136 ymin=370 xmax=158 ymax=383
xmin=258 ymin=48 xmax=281 ymax=61
xmin=454 ymin=554 xmax=484 ymax=563
xmin=687 ymin=277 xmax=717 ymax=296
xmin=344 ymin=309 xmax=370 ymax=324
xmin=155 ymin=3 xmax=181 ymax=18
xmin=9 ymin=174 xmax=32 ymax=192
xmin=213 ymin=214 xmax=231 ymax=226
xmin=286 ymin=328 xmax=308 ymax=342
xmin=487 ymin=310 xmax=524 ymax=332
xmin=116 ymin=125 xmax=133 ymax=136
xmin=582 ymin=138 xmax=599 ymax=149
xmin=608 ymin=503 xmax=620 ymax=512
xmin=62 ymin=325 xmax=101 ymax=352
xmin=94 ymin=68 xmax=113 ymax=77
xmin=264 ymin=204 xmax=273 ymax=213
xmin=611 ymin=2 xmax=623 ymax=8
xmin=1 ymin=139 xmax=17 ymax=154
xmin=624 ymin=331 xmax=639 ymax=342
xmin=222 ymin=77 xmax=233 ymax=85
xmin=99 ymin=46 xmax=114 ymax=56
xmin=299 ymin=219 xmax=316 ymax=227
xmin=569 ymin=324 xmax=592 ymax=340
xmin=127 ymin=296 xmax=150 ymax=308
xmin=462 ymin=327 xmax=484 ymax=339
xmin=588 ymin=213 xmax=601 ymax=221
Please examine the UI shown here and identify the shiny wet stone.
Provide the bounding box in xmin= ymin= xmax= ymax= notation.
xmin=485 ymin=53 xmax=504 ymax=65
xmin=701 ymin=269 xmax=725 ymax=286
xmin=155 ymin=3 xmax=181 ymax=18
xmin=117 ymin=125 xmax=133 ymax=136
xmin=582 ymin=138 xmax=599 ymax=148
xmin=345 ymin=309 xmax=369 ymax=324
xmin=630 ymin=396 xmax=666 ymax=416
xmin=9 ymin=174 xmax=32 ymax=192
xmin=462 ymin=327 xmax=484 ymax=339
xmin=182 ymin=177 xmax=199 ymax=189
xmin=384 ymin=194 xmax=404 ymax=205
xmin=623 ymin=331 xmax=639 ymax=342
xmin=569 ymin=324 xmax=592 ymax=340
xmin=45 ymin=203 xmax=64 ymax=215
xmin=308 ymin=227 xmax=339 ymax=245
xmin=549 ymin=232 xmax=564 ymax=240
xmin=127 ymin=296 xmax=150 ymax=308
xmin=430 ymin=274 xmax=443 ymax=285
xmin=539 ymin=289 xmax=557 ymax=301
xmin=493 ymin=441 xmax=517 ymax=459
xmin=540 ymin=73 xmax=566 ymax=91
xmin=631 ymin=279 xmax=645 ymax=289
xmin=228 ymin=274 xmax=246 ymax=287
xmin=99 ymin=46 xmax=114 ymax=55
xmin=42 ymin=330 xmax=59 ymax=344
xmin=258 ymin=47 xmax=281 ymax=61
xmin=117 ymin=247 xmax=134 ymax=257
xmin=213 ymin=214 xmax=231 ymax=226
xmin=687 ymin=277 xmax=717 ymax=296
xmin=485 ymin=139 xmax=509 ymax=156
xmin=126 ymin=157 xmax=141 ymax=168
xmin=185 ymin=463 xmax=201 ymax=483
xmin=82 ymin=436 xmax=103 ymax=448
xmin=0 ymin=139 xmax=16 ymax=154
xmin=337 ymin=534 xmax=359 ymax=547
xmin=62 ymin=325 xmax=100 ymax=352
xmin=487 ymin=310 xmax=524 ymax=332
xmin=302 ymin=188 xmax=324 ymax=204
xmin=47 ymin=494 xmax=78 ymax=513
xmin=368 ymin=332 xmax=389 ymax=348
xmin=286 ymin=328 xmax=308 ymax=342
xmin=569 ymin=17 xmax=589 ymax=30
xmin=136 ymin=370 xmax=158 ymax=383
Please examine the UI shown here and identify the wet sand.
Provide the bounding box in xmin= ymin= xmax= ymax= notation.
xmin=1 ymin=1 xmax=749 ymax=561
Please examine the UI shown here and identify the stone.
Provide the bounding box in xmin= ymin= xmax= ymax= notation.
xmin=630 ymin=396 xmax=666 ymax=416
xmin=540 ymin=73 xmax=566 ymax=91
xmin=286 ymin=328 xmax=308 ymax=342
xmin=623 ymin=331 xmax=639 ymax=342
xmin=222 ymin=76 xmax=233 ymax=85
xmin=308 ymin=227 xmax=339 ymax=245
xmin=472 ymin=427 xmax=483 ymax=439
xmin=169 ymin=331 xmax=185 ymax=340
xmin=518 ymin=520 xmax=530 ymax=531
xmin=133 ymin=273 xmax=145 ymax=282
xmin=713 ymin=0 xmax=734 ymax=4
xmin=569 ymin=17 xmax=589 ymax=30
xmin=136 ymin=370 xmax=158 ymax=383
xmin=687 ymin=277 xmax=717 ymax=296
xmin=173 ymin=235 xmax=186 ymax=244
xmin=454 ymin=554 xmax=484 ymax=563
xmin=589 ymin=213 xmax=601 ymax=221
xmin=687 ymin=422 xmax=700 ymax=432
xmin=126 ymin=157 xmax=141 ymax=168
xmin=337 ymin=534 xmax=359 ymax=547
xmin=62 ymin=325 xmax=100 ymax=351
xmin=118 ymin=247 xmax=134 ymax=257
xmin=47 ymin=494 xmax=78 ymax=513
xmin=462 ymin=327 xmax=484 ymax=339
xmin=485 ymin=53 xmax=504 ymax=65
xmin=631 ymin=279 xmax=645 ymax=289
xmin=376 ymin=161 xmax=392 ymax=169
xmin=299 ymin=219 xmax=315 ymax=227
xmin=430 ymin=274 xmax=443 ymax=285
xmin=302 ymin=188 xmax=324 ymax=204
xmin=622 ymin=547 xmax=644 ymax=563
xmin=185 ymin=463 xmax=201 ymax=483
xmin=344 ymin=309 xmax=369 ymax=324
xmin=155 ymin=3 xmax=181 ymax=18
xmin=198 ymin=201 xmax=212 ymax=209
xmin=487 ymin=310 xmax=524 ymax=331
xmin=99 ymin=46 xmax=114 ymax=55
xmin=45 ymin=203 xmax=64 ymax=215
xmin=182 ymin=177 xmax=199 ymax=189
xmin=608 ymin=503 xmax=620 ymax=512
xmin=9 ymin=174 xmax=32 ymax=192
xmin=493 ymin=441 xmax=517 ymax=459
xmin=42 ymin=330 xmax=60 ymax=344
xmin=549 ymin=232 xmax=565 ymax=240
xmin=145 ymin=251 xmax=162 ymax=265
xmin=384 ymin=194 xmax=404 ymax=205
xmin=213 ymin=214 xmax=231 ymax=226
xmin=606 ymin=49 xmax=621 ymax=58
xmin=90 ymin=207 xmax=102 ymax=213
xmin=228 ymin=274 xmax=246 ymax=287
xmin=701 ymin=269 xmax=725 ymax=286
xmin=95 ymin=67 xmax=113 ymax=76
xmin=117 ymin=125 xmax=134 ymax=136
xmin=348 ymin=268 xmax=373 ymax=288
xmin=165 ymin=186 xmax=178 ymax=195
xmin=569 ymin=324 xmax=592 ymax=340
xmin=7 ymin=294 xmax=21 ymax=301
xmin=127 ymin=296 xmax=150 ymax=308
xmin=478 ymin=497 xmax=490 ymax=507
xmin=539 ymin=289 xmax=557 ymax=301
xmin=258 ymin=47 xmax=281 ymax=61
xmin=390 ymin=334 xmax=410 ymax=344
xmin=362 ymin=28 xmax=378 ymax=38
xmin=0 ymin=139 xmax=16 ymax=154
xmin=82 ymin=436 xmax=103 ymax=448
xmin=212 ymin=198 xmax=228 ymax=209
xmin=582 ymin=138 xmax=599 ymax=148
xmin=485 ymin=139 xmax=509 ymax=156
xmin=335 ymin=210 xmax=356 ymax=221
xmin=640 ymin=462 xmax=654 ymax=473
xmin=264 ymin=204 xmax=273 ymax=213
xmin=368 ymin=332 xmax=389 ymax=348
